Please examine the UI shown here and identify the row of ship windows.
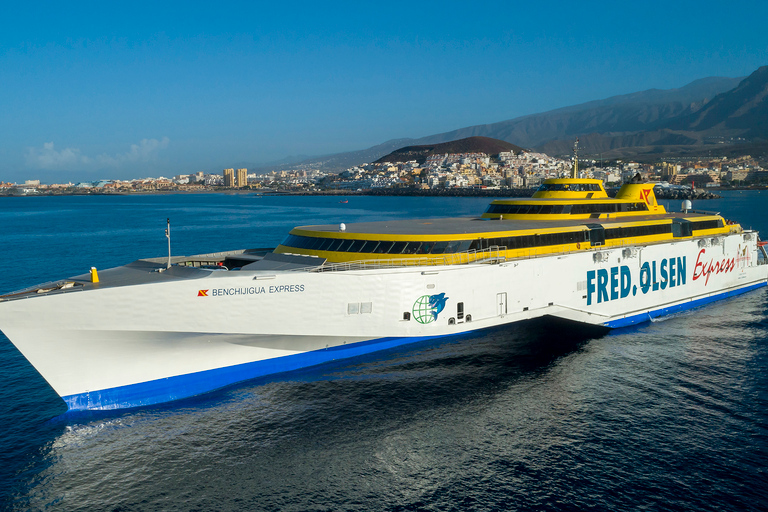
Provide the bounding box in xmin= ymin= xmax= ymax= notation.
xmin=605 ymin=223 xmax=671 ymax=239
xmin=281 ymin=219 xmax=725 ymax=255
xmin=692 ymin=219 xmax=724 ymax=230
xmin=485 ymin=202 xmax=650 ymax=215
xmin=536 ymin=183 xmax=603 ymax=192
xmin=282 ymin=235 xmax=473 ymax=255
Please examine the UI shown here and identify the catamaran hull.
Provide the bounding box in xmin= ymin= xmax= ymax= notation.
xmin=1 ymin=232 xmax=766 ymax=411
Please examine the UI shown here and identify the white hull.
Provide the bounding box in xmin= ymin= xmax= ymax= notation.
xmin=1 ymin=231 xmax=766 ymax=410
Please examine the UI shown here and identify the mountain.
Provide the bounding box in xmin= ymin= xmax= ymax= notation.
xmin=375 ymin=136 xmax=525 ymax=164
xmin=534 ymin=66 xmax=768 ymax=158
xmin=257 ymin=67 xmax=768 ymax=172
xmin=666 ymin=66 xmax=768 ymax=137
xmin=258 ymin=138 xmax=418 ymax=173
xmin=409 ymin=75 xmax=746 ymax=154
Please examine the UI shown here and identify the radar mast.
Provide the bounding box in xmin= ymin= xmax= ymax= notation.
xmin=572 ymin=138 xmax=579 ymax=179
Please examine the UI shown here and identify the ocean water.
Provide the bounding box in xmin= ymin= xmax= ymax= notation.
xmin=0 ymin=191 xmax=767 ymax=511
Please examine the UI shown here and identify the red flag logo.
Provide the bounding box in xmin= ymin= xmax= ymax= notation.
xmin=198 ymin=290 xmax=208 ymax=297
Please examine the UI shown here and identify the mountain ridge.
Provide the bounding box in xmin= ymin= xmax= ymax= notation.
xmin=258 ymin=67 xmax=768 ymax=172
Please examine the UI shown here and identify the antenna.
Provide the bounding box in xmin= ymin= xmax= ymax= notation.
xmin=572 ymin=138 xmax=579 ymax=179
xmin=166 ymin=218 xmax=171 ymax=269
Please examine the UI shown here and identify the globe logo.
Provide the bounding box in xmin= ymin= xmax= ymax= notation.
xmin=412 ymin=292 xmax=448 ymax=324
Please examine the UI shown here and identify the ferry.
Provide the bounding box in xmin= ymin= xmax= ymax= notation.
xmin=1 ymin=175 xmax=767 ymax=411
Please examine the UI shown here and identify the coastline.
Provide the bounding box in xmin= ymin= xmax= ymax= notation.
xmin=1 ymin=186 xmax=746 ymax=200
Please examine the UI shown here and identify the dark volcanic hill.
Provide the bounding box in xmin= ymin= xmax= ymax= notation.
xmin=375 ymin=136 xmax=525 ymax=164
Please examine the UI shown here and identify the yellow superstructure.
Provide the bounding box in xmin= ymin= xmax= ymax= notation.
xmin=274 ymin=178 xmax=735 ymax=264
xmin=530 ymin=178 xmax=608 ymax=199
xmin=482 ymin=179 xmax=665 ymax=221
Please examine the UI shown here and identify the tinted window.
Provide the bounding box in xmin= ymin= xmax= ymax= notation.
xmin=294 ymin=236 xmax=313 ymax=249
xmin=456 ymin=240 xmax=472 ymax=252
xmin=691 ymin=220 xmax=723 ymax=231
xmin=431 ymin=241 xmax=449 ymax=254
xmin=389 ymin=241 xmax=407 ymax=254
xmin=337 ymin=239 xmax=354 ymax=252
xmin=418 ymin=242 xmax=435 ymax=254
xmin=326 ymin=238 xmax=344 ymax=252
xmin=317 ymin=238 xmax=334 ymax=251
xmin=348 ymin=240 xmax=365 ymax=253
xmin=373 ymin=241 xmax=394 ymax=254
xmin=444 ymin=240 xmax=462 ymax=253
xmin=672 ymin=220 xmax=692 ymax=238
xmin=605 ymin=223 xmax=672 ymax=239
xmin=402 ymin=242 xmax=421 ymax=254
xmin=307 ymin=237 xmax=325 ymax=250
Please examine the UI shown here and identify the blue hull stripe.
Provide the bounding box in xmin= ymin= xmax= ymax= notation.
xmin=63 ymin=333 xmax=448 ymax=411
xmin=604 ymin=281 xmax=767 ymax=329
xmin=63 ymin=280 xmax=767 ymax=411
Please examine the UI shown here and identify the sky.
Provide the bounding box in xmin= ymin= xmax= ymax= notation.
xmin=2 ymin=1 xmax=767 ymax=183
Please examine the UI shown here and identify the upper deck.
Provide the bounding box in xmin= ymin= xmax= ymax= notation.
xmin=276 ymin=211 xmax=735 ymax=264
xmin=272 ymin=179 xmax=735 ymax=263
xmin=290 ymin=211 xmax=718 ymax=238
xmin=481 ymin=178 xmax=666 ymax=220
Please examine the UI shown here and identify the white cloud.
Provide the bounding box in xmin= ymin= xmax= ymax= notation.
xmin=96 ymin=137 xmax=171 ymax=166
xmin=25 ymin=142 xmax=91 ymax=170
xmin=25 ymin=138 xmax=170 ymax=170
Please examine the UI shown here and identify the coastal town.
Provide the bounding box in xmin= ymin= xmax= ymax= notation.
xmin=2 ymin=149 xmax=767 ymax=196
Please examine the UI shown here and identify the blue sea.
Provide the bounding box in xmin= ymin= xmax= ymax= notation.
xmin=1 ymin=191 xmax=767 ymax=511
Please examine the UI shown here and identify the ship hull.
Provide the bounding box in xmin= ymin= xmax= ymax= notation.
xmin=1 ymin=232 xmax=766 ymax=411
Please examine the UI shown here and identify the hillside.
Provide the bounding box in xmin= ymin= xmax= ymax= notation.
xmin=537 ymin=66 xmax=768 ymax=158
xmin=374 ymin=136 xmax=525 ymax=164
xmin=408 ymin=75 xmax=744 ymax=152
xmin=666 ymin=65 xmax=768 ymax=137
xmin=257 ymin=67 xmax=768 ymax=173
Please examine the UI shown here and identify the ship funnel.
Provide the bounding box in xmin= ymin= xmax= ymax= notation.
xmin=615 ymin=182 xmax=666 ymax=214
